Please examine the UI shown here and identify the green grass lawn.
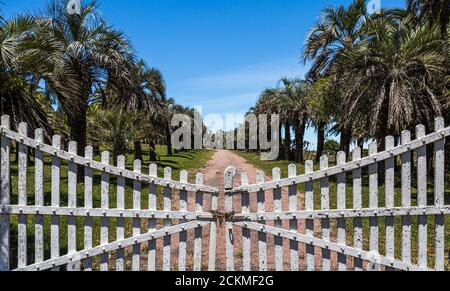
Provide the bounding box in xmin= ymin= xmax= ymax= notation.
xmin=7 ymin=145 xmax=215 ymax=270
xmin=235 ymin=150 xmax=450 ymax=270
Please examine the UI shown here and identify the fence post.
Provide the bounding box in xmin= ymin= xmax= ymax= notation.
xmin=17 ymin=123 xmax=28 ymax=268
xmin=401 ymin=130 xmax=412 ymax=266
xmin=257 ymin=170 xmax=267 ymax=271
xmin=353 ymin=147 xmax=363 ymax=271
xmin=100 ymin=151 xmax=110 ymax=271
xmin=434 ymin=117 xmax=445 ymax=271
xmin=320 ymin=156 xmax=330 ymax=271
xmin=368 ymin=141 xmax=380 ymax=271
xmin=67 ymin=141 xmax=79 ymax=271
xmin=224 ymin=166 xmax=236 ymax=271
xmin=0 ymin=115 xmax=11 ymax=271
xmin=336 ymin=152 xmax=347 ymax=271
xmin=416 ymin=125 xmax=428 ymax=268
xmin=241 ymin=173 xmax=251 ymax=271
xmin=116 ymin=155 xmax=125 ymax=271
xmin=272 ymin=168 xmax=283 ymax=271
xmin=194 ymin=173 xmax=204 ymax=271
xmin=288 ymin=164 xmax=299 ymax=271
xmin=179 ymin=170 xmax=188 ymax=271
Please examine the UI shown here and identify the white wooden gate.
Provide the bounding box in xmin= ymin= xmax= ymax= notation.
xmin=0 ymin=115 xmax=448 ymax=271
xmin=224 ymin=118 xmax=449 ymax=271
xmin=0 ymin=115 xmax=220 ymax=271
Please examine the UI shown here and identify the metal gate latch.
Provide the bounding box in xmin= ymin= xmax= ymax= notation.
xmin=211 ymin=210 xmax=235 ymax=226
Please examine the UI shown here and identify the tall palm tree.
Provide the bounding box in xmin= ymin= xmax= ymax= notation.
xmin=39 ymin=0 xmax=135 ymax=154
xmin=407 ymin=0 xmax=450 ymax=35
xmin=336 ymin=17 xmax=449 ymax=142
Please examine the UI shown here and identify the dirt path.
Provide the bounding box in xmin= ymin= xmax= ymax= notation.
xmin=198 ymin=150 xmax=308 ymax=271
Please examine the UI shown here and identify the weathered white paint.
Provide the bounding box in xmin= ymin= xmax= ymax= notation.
xmin=34 ymin=129 xmax=44 ymax=265
xmin=256 ymin=170 xmax=267 ymax=271
xmin=132 ymin=160 xmax=142 ymax=271
xmin=416 ymin=125 xmax=428 ymax=268
xmin=67 ymin=141 xmax=79 ymax=271
xmin=288 ymin=164 xmax=299 ymax=271
xmin=194 ymin=173 xmax=204 ymax=271
xmin=163 ymin=167 xmax=172 ymax=271
xmin=100 ymin=152 xmax=110 ymax=271
xmin=0 ymin=116 xmax=11 ymax=271
xmin=336 ymin=152 xmax=347 ymax=271
xmin=241 ymin=173 xmax=251 ymax=271
xmin=272 ymin=168 xmax=283 ymax=271
xmin=51 ymin=135 xmax=61 ymax=271
xmin=353 ymin=147 xmax=363 ymax=271
xmin=178 ymin=170 xmax=188 ymax=271
xmin=116 ymin=155 xmax=125 ymax=272
xmin=83 ymin=147 xmax=94 ymax=271
xmin=17 ymin=123 xmax=28 ymax=269
xmin=368 ymin=141 xmax=379 ymax=271
xmin=320 ymin=156 xmax=330 ymax=271
xmin=401 ymin=130 xmax=412 ymax=265
xmin=148 ymin=164 xmax=158 ymax=271
xmin=224 ymin=166 xmax=236 ymax=271
xmin=305 ymin=161 xmax=314 ymax=271
xmin=385 ymin=136 xmax=395 ymax=269
xmin=434 ymin=117 xmax=445 ymax=271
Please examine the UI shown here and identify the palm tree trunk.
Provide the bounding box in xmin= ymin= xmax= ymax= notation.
xmin=284 ymin=122 xmax=291 ymax=160
xmin=69 ymin=103 xmax=88 ymax=177
xmin=339 ymin=126 xmax=352 ymax=155
xmin=295 ymin=117 xmax=307 ymax=163
xmin=315 ymin=122 xmax=326 ymax=163
xmin=134 ymin=141 xmax=143 ymax=161
xmin=166 ymin=123 xmax=173 ymax=157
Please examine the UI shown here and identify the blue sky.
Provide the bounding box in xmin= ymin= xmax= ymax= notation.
xmin=3 ymin=0 xmax=405 ymax=149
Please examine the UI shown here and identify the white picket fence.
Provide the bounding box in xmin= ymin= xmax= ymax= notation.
xmin=0 ymin=115 xmax=448 ymax=271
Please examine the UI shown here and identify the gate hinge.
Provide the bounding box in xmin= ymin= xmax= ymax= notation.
xmin=211 ymin=210 xmax=235 ymax=226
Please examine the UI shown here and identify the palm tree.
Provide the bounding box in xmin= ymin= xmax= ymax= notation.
xmin=39 ymin=0 xmax=135 ymax=154
xmin=117 ymin=60 xmax=166 ymax=160
xmin=0 ymin=14 xmax=61 ymax=133
xmin=303 ymin=0 xmax=372 ymax=153
xmin=407 ymin=0 xmax=450 ymax=35
xmin=335 ymin=17 xmax=449 ymax=142
xmin=277 ymin=78 xmax=310 ymax=162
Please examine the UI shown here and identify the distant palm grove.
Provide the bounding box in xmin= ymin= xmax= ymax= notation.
xmin=0 ymin=0 xmax=449 ymax=164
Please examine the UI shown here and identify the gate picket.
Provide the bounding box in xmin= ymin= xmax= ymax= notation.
xmin=51 ymin=135 xmax=62 ymax=271
xmin=272 ymin=168 xmax=283 ymax=271
xmin=100 ymin=152 xmax=110 ymax=271
xmin=369 ymin=141 xmax=380 ymax=271
xmin=17 ymin=123 xmax=28 ymax=268
xmin=116 ymin=155 xmax=125 ymax=271
xmin=67 ymin=141 xmax=79 ymax=271
xmin=34 ymin=129 xmax=44 ymax=265
xmin=163 ymin=167 xmax=172 ymax=271
xmin=385 ymin=136 xmax=396 ymax=270
xmin=336 ymin=152 xmax=347 ymax=271
xmin=434 ymin=118 xmax=445 ymax=271
xmin=241 ymin=173 xmax=251 ymax=271
xmin=194 ymin=174 xmax=204 ymax=271
xmin=256 ymin=170 xmax=267 ymax=271
xmin=401 ymin=131 xmax=412 ymax=266
xmin=416 ymin=125 xmax=428 ymax=268
xmin=178 ymin=170 xmax=188 ymax=271
xmin=305 ymin=161 xmax=314 ymax=271
xmin=148 ymin=164 xmax=158 ymax=271
xmin=353 ymin=147 xmax=363 ymax=271
xmin=0 ymin=116 xmax=11 ymax=271
xmin=288 ymin=164 xmax=299 ymax=271
xmin=132 ymin=160 xmax=142 ymax=271
xmin=320 ymin=156 xmax=330 ymax=271
xmin=84 ymin=147 xmax=94 ymax=271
